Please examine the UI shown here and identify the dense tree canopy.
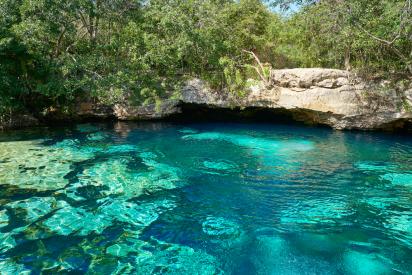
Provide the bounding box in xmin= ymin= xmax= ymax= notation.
xmin=273 ymin=0 xmax=412 ymax=75
xmin=0 ymin=0 xmax=411 ymax=119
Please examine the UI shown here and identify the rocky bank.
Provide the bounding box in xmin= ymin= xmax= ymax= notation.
xmin=2 ymin=68 xmax=412 ymax=131
xmin=179 ymin=69 xmax=412 ymax=130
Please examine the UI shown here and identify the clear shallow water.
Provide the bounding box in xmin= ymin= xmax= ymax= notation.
xmin=0 ymin=121 xmax=411 ymax=274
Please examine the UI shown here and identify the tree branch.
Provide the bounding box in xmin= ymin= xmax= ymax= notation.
xmin=242 ymin=50 xmax=271 ymax=86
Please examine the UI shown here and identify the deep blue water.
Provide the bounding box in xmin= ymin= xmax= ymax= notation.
xmin=0 ymin=121 xmax=411 ymax=274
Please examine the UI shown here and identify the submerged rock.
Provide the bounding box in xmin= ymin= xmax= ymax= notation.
xmin=343 ymin=250 xmax=393 ymax=275
xmin=67 ymin=159 xmax=144 ymax=200
xmin=92 ymin=235 xmax=222 ymax=274
xmin=0 ymin=210 xmax=8 ymax=228
xmin=63 ymin=148 xmax=182 ymax=201
xmin=42 ymin=204 xmax=99 ymax=236
xmin=252 ymin=235 xmax=336 ymax=274
xmin=202 ymin=217 xmax=241 ymax=238
xmin=0 ymin=232 xmax=17 ymax=253
xmin=362 ymin=196 xmax=400 ymax=211
xmin=0 ymin=140 xmax=93 ymax=191
xmin=6 ymin=197 xmax=66 ymax=224
xmin=137 ymin=152 xmax=184 ymax=190
xmin=292 ymin=233 xmax=343 ymax=255
xmin=136 ymin=238 xmax=222 ymax=275
xmin=0 ymin=259 xmax=30 ymax=274
xmin=42 ymin=198 xmax=176 ymax=237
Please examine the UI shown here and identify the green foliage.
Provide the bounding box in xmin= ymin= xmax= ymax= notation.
xmin=0 ymin=0 xmax=410 ymax=119
xmin=219 ymin=56 xmax=247 ymax=97
xmin=272 ymin=0 xmax=412 ymax=76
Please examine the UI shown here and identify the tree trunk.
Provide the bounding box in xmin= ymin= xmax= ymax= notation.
xmin=344 ymin=47 xmax=351 ymax=71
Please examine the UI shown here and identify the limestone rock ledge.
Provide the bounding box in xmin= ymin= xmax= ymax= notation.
xmin=55 ymin=68 xmax=412 ymax=131
xmin=181 ymin=69 xmax=412 ymax=130
xmin=113 ymin=100 xmax=180 ymax=120
xmin=4 ymin=68 xmax=410 ymax=131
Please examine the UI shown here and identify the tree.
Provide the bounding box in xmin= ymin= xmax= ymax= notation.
xmin=271 ymin=0 xmax=412 ymax=75
xmin=1 ymin=0 xmax=410 ymax=120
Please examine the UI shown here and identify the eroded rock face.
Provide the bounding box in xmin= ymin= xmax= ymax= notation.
xmin=2 ymin=68 xmax=410 ymax=131
xmin=113 ymin=100 xmax=180 ymax=120
xmin=271 ymin=68 xmax=352 ymax=89
xmin=13 ymin=68 xmax=406 ymax=131
xmin=181 ymin=69 xmax=412 ymax=130
xmin=76 ymin=102 xmax=114 ymax=119
xmin=0 ymin=114 xmax=39 ymax=130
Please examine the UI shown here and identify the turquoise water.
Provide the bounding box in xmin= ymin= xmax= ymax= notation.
xmin=0 ymin=121 xmax=411 ymax=274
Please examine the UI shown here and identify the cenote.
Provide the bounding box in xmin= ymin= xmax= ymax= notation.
xmin=0 ymin=121 xmax=411 ymax=274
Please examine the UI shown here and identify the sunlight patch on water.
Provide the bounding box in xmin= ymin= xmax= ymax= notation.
xmin=6 ymin=197 xmax=66 ymax=224
xmin=135 ymin=238 xmax=222 ymax=275
xmin=355 ymin=161 xmax=398 ymax=172
xmin=380 ymin=173 xmax=412 ymax=187
xmin=0 ymin=210 xmax=8 ymax=229
xmin=0 ymin=259 xmax=30 ymax=275
xmin=183 ymin=132 xmax=313 ymax=170
xmin=178 ymin=128 xmax=198 ymax=134
xmin=280 ymin=199 xmax=354 ymax=226
xmin=42 ymin=202 xmax=102 ymax=236
xmin=384 ymin=212 xmax=412 ymax=247
xmin=182 ymin=132 xmax=314 ymax=154
xmin=0 ymin=232 xmax=16 ymax=253
xmin=252 ymin=234 xmax=335 ymax=274
xmin=343 ymin=250 xmax=393 ymax=275
xmin=94 ymin=234 xmax=222 ymax=274
xmin=362 ymin=196 xmax=400 ymax=211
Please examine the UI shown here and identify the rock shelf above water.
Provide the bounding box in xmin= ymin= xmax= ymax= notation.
xmin=74 ymin=68 xmax=412 ymax=131
xmin=2 ymin=69 xmax=411 ymax=131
